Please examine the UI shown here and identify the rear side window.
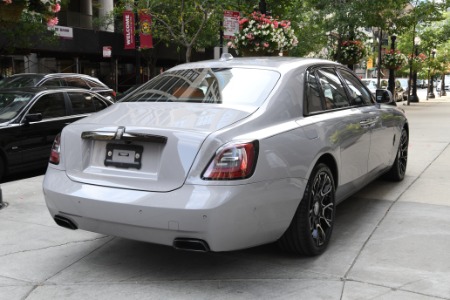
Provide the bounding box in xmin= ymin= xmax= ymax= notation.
xmin=68 ymin=92 xmax=108 ymax=114
xmin=338 ymin=69 xmax=373 ymax=105
xmin=305 ymin=71 xmax=324 ymax=114
xmin=316 ymin=68 xmax=350 ymax=109
xmin=64 ymin=78 xmax=90 ymax=89
xmin=28 ymin=93 xmax=66 ymax=119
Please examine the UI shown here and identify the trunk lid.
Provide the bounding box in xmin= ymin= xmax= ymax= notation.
xmin=64 ymin=103 xmax=254 ymax=192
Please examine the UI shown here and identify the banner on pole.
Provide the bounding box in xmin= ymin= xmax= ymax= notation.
xmin=139 ymin=10 xmax=153 ymax=49
xmin=123 ymin=10 xmax=135 ymax=50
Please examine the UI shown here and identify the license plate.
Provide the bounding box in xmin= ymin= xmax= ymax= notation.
xmin=104 ymin=144 xmax=143 ymax=169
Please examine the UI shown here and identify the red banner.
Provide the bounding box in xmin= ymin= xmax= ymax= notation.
xmin=139 ymin=11 xmax=153 ymax=49
xmin=123 ymin=11 xmax=135 ymax=50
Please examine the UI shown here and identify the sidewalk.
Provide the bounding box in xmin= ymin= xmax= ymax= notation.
xmin=1 ymin=100 xmax=450 ymax=300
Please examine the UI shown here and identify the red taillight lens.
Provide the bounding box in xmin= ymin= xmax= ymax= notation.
xmin=49 ymin=133 xmax=61 ymax=165
xmin=202 ymin=141 xmax=258 ymax=180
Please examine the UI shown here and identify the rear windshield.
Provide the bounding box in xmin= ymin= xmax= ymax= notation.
xmin=0 ymin=92 xmax=33 ymax=123
xmin=120 ymin=68 xmax=280 ymax=107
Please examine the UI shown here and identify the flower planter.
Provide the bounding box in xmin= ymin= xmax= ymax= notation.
xmin=0 ymin=3 xmax=25 ymax=23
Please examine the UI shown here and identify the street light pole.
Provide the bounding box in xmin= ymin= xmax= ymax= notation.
xmin=388 ymin=34 xmax=397 ymax=96
xmin=409 ymin=37 xmax=421 ymax=103
xmin=428 ymin=49 xmax=436 ymax=99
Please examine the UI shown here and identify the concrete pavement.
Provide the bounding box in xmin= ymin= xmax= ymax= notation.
xmin=1 ymin=92 xmax=450 ymax=300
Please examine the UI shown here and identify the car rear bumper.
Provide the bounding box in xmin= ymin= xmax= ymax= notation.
xmin=43 ymin=168 xmax=306 ymax=252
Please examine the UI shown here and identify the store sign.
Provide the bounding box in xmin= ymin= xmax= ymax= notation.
xmin=123 ymin=10 xmax=135 ymax=50
xmin=103 ymin=46 xmax=112 ymax=58
xmin=223 ymin=10 xmax=240 ymax=39
xmin=139 ymin=10 xmax=153 ymax=49
xmin=51 ymin=25 xmax=73 ymax=39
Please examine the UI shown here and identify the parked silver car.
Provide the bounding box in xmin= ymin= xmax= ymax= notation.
xmin=43 ymin=55 xmax=408 ymax=256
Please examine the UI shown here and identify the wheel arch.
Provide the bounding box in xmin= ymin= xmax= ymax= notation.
xmin=315 ymin=153 xmax=338 ymax=188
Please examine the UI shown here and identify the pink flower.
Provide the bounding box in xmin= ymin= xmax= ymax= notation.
xmin=239 ymin=18 xmax=248 ymax=25
xmin=273 ymin=20 xmax=279 ymax=28
xmin=52 ymin=3 xmax=61 ymax=13
xmin=246 ymin=33 xmax=254 ymax=40
xmin=47 ymin=17 xmax=59 ymax=27
xmin=263 ymin=42 xmax=269 ymax=48
xmin=3 ymin=0 xmax=12 ymax=4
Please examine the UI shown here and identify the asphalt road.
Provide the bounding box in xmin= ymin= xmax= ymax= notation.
xmin=1 ymin=91 xmax=450 ymax=300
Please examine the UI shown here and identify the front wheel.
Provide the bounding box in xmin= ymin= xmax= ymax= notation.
xmin=278 ymin=163 xmax=335 ymax=256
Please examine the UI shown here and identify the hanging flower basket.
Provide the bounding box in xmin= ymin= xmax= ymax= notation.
xmin=0 ymin=2 xmax=25 ymax=23
xmin=409 ymin=53 xmax=427 ymax=71
xmin=382 ymin=50 xmax=407 ymax=70
xmin=227 ymin=12 xmax=298 ymax=57
xmin=335 ymin=40 xmax=367 ymax=65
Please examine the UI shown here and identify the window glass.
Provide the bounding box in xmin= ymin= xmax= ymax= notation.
xmin=41 ymin=78 xmax=63 ymax=87
xmin=316 ymin=69 xmax=350 ymax=109
xmin=28 ymin=93 xmax=66 ymax=119
xmin=305 ymin=71 xmax=324 ymax=113
xmin=68 ymin=92 xmax=96 ymax=114
xmin=64 ymin=77 xmax=90 ymax=89
xmin=121 ymin=68 xmax=280 ymax=107
xmin=85 ymin=80 xmax=104 ymax=88
xmin=339 ymin=69 xmax=372 ymax=105
xmin=0 ymin=91 xmax=33 ymax=123
xmin=92 ymin=97 xmax=108 ymax=111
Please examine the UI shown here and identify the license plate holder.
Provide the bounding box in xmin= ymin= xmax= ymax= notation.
xmin=104 ymin=144 xmax=143 ymax=169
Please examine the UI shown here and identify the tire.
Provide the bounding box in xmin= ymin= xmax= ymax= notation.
xmin=278 ymin=163 xmax=335 ymax=256
xmin=384 ymin=128 xmax=408 ymax=181
xmin=0 ymin=157 xmax=5 ymax=182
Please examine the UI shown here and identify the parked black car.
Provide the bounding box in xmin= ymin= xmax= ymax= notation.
xmin=0 ymin=73 xmax=116 ymax=101
xmin=0 ymin=87 xmax=113 ymax=180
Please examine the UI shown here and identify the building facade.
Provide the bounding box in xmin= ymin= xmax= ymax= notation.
xmin=0 ymin=0 xmax=213 ymax=92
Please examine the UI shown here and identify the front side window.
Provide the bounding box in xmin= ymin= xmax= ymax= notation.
xmin=121 ymin=68 xmax=280 ymax=107
xmin=338 ymin=69 xmax=373 ymax=105
xmin=28 ymin=93 xmax=66 ymax=119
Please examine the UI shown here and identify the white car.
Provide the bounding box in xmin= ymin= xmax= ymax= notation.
xmin=43 ymin=55 xmax=408 ymax=256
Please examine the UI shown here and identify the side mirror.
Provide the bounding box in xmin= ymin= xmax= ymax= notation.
xmin=375 ymin=89 xmax=395 ymax=104
xmin=25 ymin=113 xmax=43 ymax=123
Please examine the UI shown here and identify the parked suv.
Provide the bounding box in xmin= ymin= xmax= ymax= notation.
xmin=0 ymin=73 xmax=115 ymax=101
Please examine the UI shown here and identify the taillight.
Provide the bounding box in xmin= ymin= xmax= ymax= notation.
xmin=202 ymin=141 xmax=258 ymax=180
xmin=49 ymin=133 xmax=61 ymax=165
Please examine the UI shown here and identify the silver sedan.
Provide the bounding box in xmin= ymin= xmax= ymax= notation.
xmin=43 ymin=55 xmax=408 ymax=256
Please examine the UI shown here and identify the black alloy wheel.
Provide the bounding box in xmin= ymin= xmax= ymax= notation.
xmin=278 ymin=163 xmax=335 ymax=256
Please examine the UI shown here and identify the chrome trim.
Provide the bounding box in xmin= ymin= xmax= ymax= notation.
xmin=81 ymin=130 xmax=167 ymax=144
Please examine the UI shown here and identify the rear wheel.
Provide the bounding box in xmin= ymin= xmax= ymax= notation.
xmin=278 ymin=163 xmax=335 ymax=256
xmin=384 ymin=128 xmax=408 ymax=181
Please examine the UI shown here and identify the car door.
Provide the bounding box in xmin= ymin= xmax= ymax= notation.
xmin=306 ymin=68 xmax=372 ymax=190
xmin=338 ymin=69 xmax=394 ymax=173
xmin=19 ymin=91 xmax=79 ymax=169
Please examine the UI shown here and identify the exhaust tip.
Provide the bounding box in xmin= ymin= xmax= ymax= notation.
xmin=173 ymin=238 xmax=210 ymax=252
xmin=54 ymin=215 xmax=78 ymax=230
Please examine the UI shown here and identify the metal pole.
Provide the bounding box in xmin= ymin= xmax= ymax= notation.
xmin=376 ymin=29 xmax=382 ymax=89
xmin=411 ymin=45 xmax=419 ymax=103
xmin=388 ymin=35 xmax=396 ymax=97
xmin=428 ymin=50 xmax=436 ymax=99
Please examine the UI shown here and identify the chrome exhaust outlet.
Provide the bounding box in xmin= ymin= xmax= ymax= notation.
xmin=173 ymin=238 xmax=210 ymax=252
xmin=54 ymin=215 xmax=78 ymax=230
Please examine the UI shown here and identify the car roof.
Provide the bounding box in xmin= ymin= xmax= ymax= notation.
xmin=168 ymin=56 xmax=341 ymax=75
xmin=7 ymin=73 xmax=100 ymax=81
xmin=0 ymin=86 xmax=98 ymax=94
